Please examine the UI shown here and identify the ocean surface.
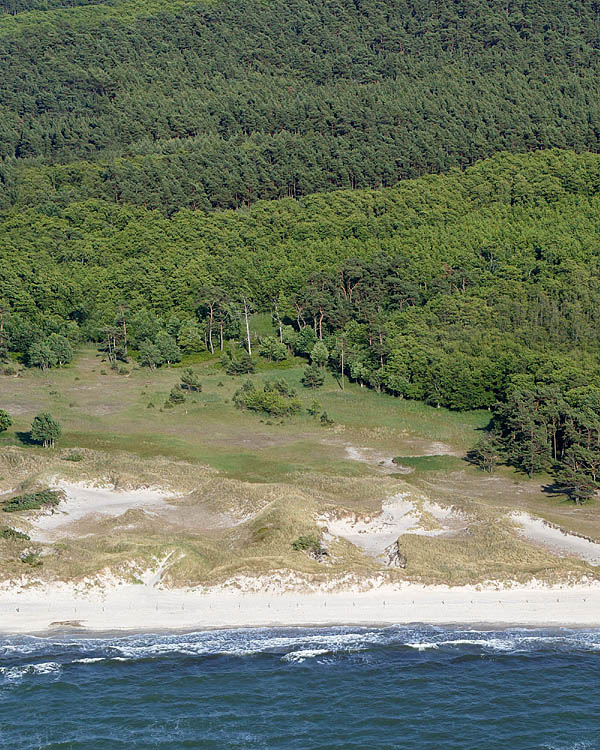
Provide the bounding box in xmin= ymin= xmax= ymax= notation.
xmin=0 ymin=625 xmax=599 ymax=750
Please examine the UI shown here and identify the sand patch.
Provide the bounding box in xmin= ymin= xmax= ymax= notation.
xmin=511 ymin=512 xmax=600 ymax=566
xmin=319 ymin=494 xmax=465 ymax=564
xmin=343 ymin=446 xmax=413 ymax=473
xmin=423 ymin=441 xmax=455 ymax=455
xmin=22 ymin=480 xmax=177 ymax=542
xmin=341 ymin=441 xmax=461 ymax=474
xmin=136 ymin=552 xmax=178 ymax=587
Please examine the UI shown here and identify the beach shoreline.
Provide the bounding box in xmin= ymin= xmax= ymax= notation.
xmin=2 ymin=579 xmax=599 ymax=635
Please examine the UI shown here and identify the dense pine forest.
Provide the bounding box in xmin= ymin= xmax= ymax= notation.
xmin=1 ymin=0 xmax=600 ymax=213
xmin=3 ymin=148 xmax=600 ymax=405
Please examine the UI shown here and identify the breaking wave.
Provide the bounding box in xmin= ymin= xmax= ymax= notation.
xmin=0 ymin=661 xmax=61 ymax=682
xmin=1 ymin=625 xmax=600 ymax=668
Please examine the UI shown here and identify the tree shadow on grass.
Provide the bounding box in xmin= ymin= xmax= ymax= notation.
xmin=542 ymin=482 xmax=591 ymax=506
xmin=541 ymin=483 xmax=566 ymax=497
xmin=15 ymin=430 xmax=35 ymax=446
xmin=474 ymin=417 xmax=495 ymax=433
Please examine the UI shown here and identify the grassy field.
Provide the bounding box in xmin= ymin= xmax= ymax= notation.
xmin=0 ymin=343 xmax=488 ymax=479
xmin=0 ymin=342 xmax=598 ymax=587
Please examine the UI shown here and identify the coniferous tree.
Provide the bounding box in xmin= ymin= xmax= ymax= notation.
xmin=301 ymin=363 xmax=324 ymax=389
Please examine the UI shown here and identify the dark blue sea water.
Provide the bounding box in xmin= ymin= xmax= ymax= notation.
xmin=0 ymin=625 xmax=599 ymax=750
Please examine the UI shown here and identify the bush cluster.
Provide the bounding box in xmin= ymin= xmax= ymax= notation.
xmin=0 ymin=527 xmax=30 ymax=541
xmin=233 ymin=379 xmax=301 ymax=417
xmin=3 ymin=490 xmax=63 ymax=513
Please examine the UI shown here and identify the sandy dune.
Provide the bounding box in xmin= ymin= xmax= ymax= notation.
xmin=19 ymin=480 xmax=176 ymax=542
xmin=512 ymin=512 xmax=600 ymax=566
xmin=319 ymin=494 xmax=465 ymax=562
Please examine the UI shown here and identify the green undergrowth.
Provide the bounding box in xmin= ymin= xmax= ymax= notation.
xmin=393 ymin=455 xmax=465 ymax=473
xmin=3 ymin=489 xmax=63 ymax=513
xmin=0 ymin=527 xmax=30 ymax=541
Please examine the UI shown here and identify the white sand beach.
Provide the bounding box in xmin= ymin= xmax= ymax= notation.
xmin=1 ymin=576 xmax=599 ymax=634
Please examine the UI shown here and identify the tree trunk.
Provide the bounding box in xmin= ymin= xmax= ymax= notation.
xmin=243 ymin=296 xmax=252 ymax=354
xmin=208 ymin=305 xmax=214 ymax=354
xmin=274 ymin=305 xmax=283 ymax=342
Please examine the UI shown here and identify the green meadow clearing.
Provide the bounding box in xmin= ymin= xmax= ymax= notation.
xmin=1 ymin=325 xmax=491 ymax=483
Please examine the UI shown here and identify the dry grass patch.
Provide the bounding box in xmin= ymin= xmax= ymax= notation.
xmin=397 ymin=515 xmax=597 ymax=586
xmin=287 ymin=471 xmax=402 ymax=512
xmin=0 ymin=446 xmax=214 ymax=494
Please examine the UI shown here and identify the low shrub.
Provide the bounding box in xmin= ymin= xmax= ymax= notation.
xmin=307 ymin=399 xmax=322 ymax=418
xmin=292 ymin=535 xmax=321 ymax=551
xmin=20 ymin=552 xmax=42 ymax=567
xmin=0 ymin=409 xmax=12 ymax=432
xmin=0 ymin=527 xmax=30 ymax=541
xmin=63 ymin=452 xmax=84 ymax=462
xmin=168 ymin=385 xmax=185 ymax=404
xmin=301 ymin=363 xmax=324 ymax=389
xmin=292 ymin=534 xmax=329 ymax=561
xmin=221 ymin=350 xmax=255 ymax=375
xmin=3 ymin=489 xmax=63 ymax=513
